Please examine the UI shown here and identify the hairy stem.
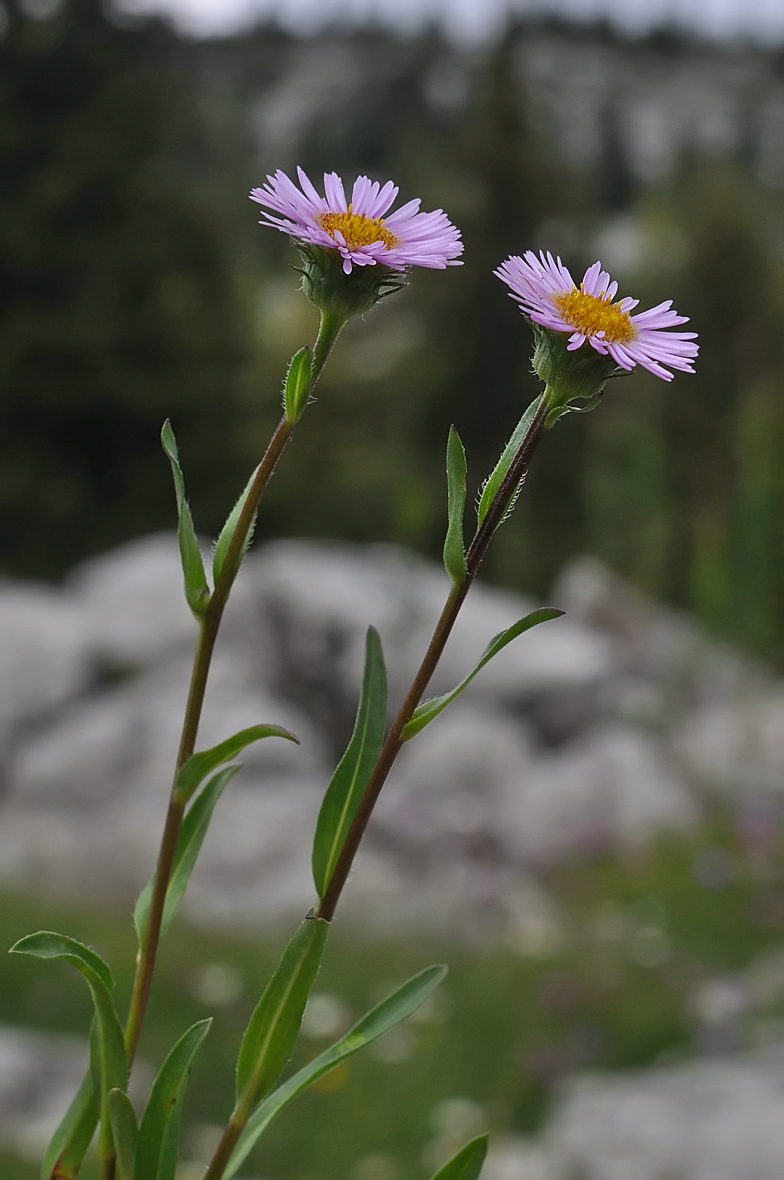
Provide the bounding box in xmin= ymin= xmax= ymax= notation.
xmin=202 ymin=1112 xmax=245 ymax=1180
xmin=123 ymin=310 xmax=346 ymax=1069
xmin=316 ymin=391 xmax=549 ymax=922
xmin=201 ymin=391 xmax=550 ymax=1180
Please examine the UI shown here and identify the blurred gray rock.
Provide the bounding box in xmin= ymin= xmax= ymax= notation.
xmin=378 ymin=705 xmax=695 ymax=868
xmin=67 ymin=532 xmax=200 ymax=670
xmin=67 ymin=531 xmax=274 ymax=678
xmin=553 ymin=556 xmax=772 ymax=722
xmin=246 ymin=540 xmax=616 ymax=749
xmin=0 ymin=651 xmax=329 ymax=901
xmin=0 ymin=535 xmax=776 ymax=933
xmin=184 ymin=779 xmax=329 ymax=927
xmin=0 ymin=1024 xmax=87 ymax=1159
xmin=0 ymin=584 xmax=93 ymax=755
xmin=675 ymin=693 xmax=784 ymax=800
xmin=504 ymin=724 xmax=697 ymax=864
xmin=375 ymin=704 xmax=536 ymax=859
xmin=0 ymin=1024 xmax=151 ymax=1160
xmin=545 ymin=1043 xmax=784 ymax=1180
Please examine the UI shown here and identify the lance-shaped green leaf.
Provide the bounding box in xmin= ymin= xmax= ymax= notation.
xmin=212 ymin=460 xmax=262 ymax=586
xmin=134 ymin=1019 xmax=211 ymax=1180
xmin=235 ymin=916 xmax=329 ymax=1112
xmin=225 ymin=964 xmax=447 ymax=1179
xmin=135 ymin=764 xmax=239 ymax=948
xmin=283 ymin=346 xmax=312 ymax=423
xmin=443 ymin=427 xmax=468 ymax=584
xmin=174 ymin=723 xmax=299 ymax=806
xmin=10 ymin=933 xmax=127 ymax=1165
xmin=312 ymin=628 xmax=387 ymax=900
xmin=40 ymin=1065 xmax=99 ymax=1180
xmin=430 ymin=1136 xmax=488 ymax=1180
xmin=135 ymin=726 xmax=298 ymax=948
xmin=402 ymin=608 xmax=564 ymax=740
xmin=161 ymin=420 xmax=210 ymax=618
xmin=477 ymin=394 xmax=545 ymax=526
xmin=108 ymin=1089 xmax=138 ymax=1180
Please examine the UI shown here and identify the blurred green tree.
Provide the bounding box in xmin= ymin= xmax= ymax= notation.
xmin=0 ymin=0 xmax=257 ymax=575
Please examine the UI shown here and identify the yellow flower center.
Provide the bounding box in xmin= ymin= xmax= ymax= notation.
xmin=555 ymin=286 xmax=635 ymax=344
xmin=319 ymin=205 xmax=399 ymax=251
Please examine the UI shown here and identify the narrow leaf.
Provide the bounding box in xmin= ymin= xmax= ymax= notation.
xmin=477 ymin=394 xmax=544 ymax=526
xmin=225 ymin=965 xmax=447 ymax=1179
xmin=212 ymin=460 xmax=262 ymax=587
xmin=235 ymin=917 xmax=329 ymax=1109
xmin=11 ymin=931 xmax=114 ymax=990
xmin=430 ymin=1136 xmax=488 ymax=1180
xmin=174 ymin=724 xmax=299 ymax=805
xmin=134 ymin=1019 xmax=211 ymax=1180
xmin=136 ymin=725 xmax=299 ymax=949
xmin=283 ymin=346 xmax=313 ymax=423
xmin=312 ymin=628 xmax=387 ymax=900
xmin=545 ymin=391 xmax=604 ymax=430
xmin=11 ymin=933 xmax=127 ymax=1164
xmin=402 ymin=608 xmax=564 ymax=740
xmin=135 ymin=765 xmax=238 ymax=948
xmin=108 ymin=1089 xmax=138 ymax=1180
xmin=40 ymin=1066 xmax=98 ymax=1180
xmin=161 ymin=420 xmax=210 ymax=618
xmin=443 ymin=427 xmax=467 ymax=584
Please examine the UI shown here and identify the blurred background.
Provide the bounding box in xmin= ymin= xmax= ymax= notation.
xmin=5 ymin=0 xmax=784 ymax=1176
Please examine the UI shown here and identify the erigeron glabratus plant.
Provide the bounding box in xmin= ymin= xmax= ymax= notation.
xmin=10 ymin=168 xmax=698 ymax=1180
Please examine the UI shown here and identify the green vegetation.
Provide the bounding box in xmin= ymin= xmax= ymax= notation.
xmin=5 ymin=2 xmax=784 ymax=661
xmin=3 ymin=810 xmax=783 ymax=1178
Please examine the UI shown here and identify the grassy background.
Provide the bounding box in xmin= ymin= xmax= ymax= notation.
xmin=3 ymin=809 xmax=783 ymax=1178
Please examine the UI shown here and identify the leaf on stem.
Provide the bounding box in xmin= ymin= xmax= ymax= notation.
xmin=235 ymin=916 xmax=329 ymax=1111
xmin=136 ymin=723 xmax=299 ymax=950
xmin=476 ymin=394 xmax=544 ymax=527
xmin=225 ymin=964 xmax=447 ymax=1178
xmin=40 ymin=1065 xmax=99 ymax=1180
xmin=174 ymin=723 xmax=299 ymax=806
xmin=212 ymin=460 xmax=262 ymax=587
xmin=161 ymin=420 xmax=210 ymax=618
xmin=312 ymin=627 xmax=387 ymax=900
xmin=134 ymin=1019 xmax=211 ymax=1180
xmin=283 ymin=346 xmax=313 ymax=423
xmin=10 ymin=933 xmax=127 ymax=1166
xmin=135 ymin=765 xmax=240 ymax=949
xmin=443 ymin=427 xmax=468 ymax=585
xmin=108 ymin=1089 xmax=138 ymax=1180
xmin=429 ymin=1136 xmax=488 ymax=1180
xmin=402 ymin=608 xmax=564 ymax=740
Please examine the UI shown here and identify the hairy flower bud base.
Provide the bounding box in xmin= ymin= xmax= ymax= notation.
xmin=532 ymin=324 xmax=621 ymax=415
xmin=298 ymin=244 xmax=407 ymax=318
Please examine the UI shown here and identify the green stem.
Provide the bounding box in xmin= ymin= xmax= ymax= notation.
xmin=311 ymin=308 xmax=348 ymax=387
xmin=123 ymin=309 xmax=345 ymax=1070
xmin=202 ymin=1112 xmax=245 ymax=1180
xmin=316 ymin=391 xmax=550 ymax=922
xmin=99 ymin=1153 xmax=116 ymax=1180
xmin=201 ymin=390 xmax=551 ymax=1180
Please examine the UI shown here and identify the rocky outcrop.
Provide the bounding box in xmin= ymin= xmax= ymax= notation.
xmin=0 ymin=533 xmax=776 ymax=938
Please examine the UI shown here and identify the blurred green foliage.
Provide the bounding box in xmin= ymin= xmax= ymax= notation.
xmin=2 ymin=810 xmax=784 ymax=1177
xmin=5 ymin=0 xmax=784 ymax=661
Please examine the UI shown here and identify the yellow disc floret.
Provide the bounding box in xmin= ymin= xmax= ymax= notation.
xmin=320 ymin=204 xmax=399 ymax=251
xmin=555 ymin=286 xmax=635 ymax=344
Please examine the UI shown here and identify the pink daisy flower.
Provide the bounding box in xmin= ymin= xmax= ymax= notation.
xmin=495 ymin=251 xmax=698 ymax=381
xmin=250 ymin=168 xmax=463 ymax=275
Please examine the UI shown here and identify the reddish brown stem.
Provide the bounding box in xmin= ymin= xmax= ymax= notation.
xmin=123 ymin=413 xmax=295 ymax=1064
xmin=123 ymin=309 xmax=347 ymax=1068
xmin=316 ymin=393 xmax=548 ymax=922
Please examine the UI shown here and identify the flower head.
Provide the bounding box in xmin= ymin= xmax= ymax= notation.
xmin=495 ymin=251 xmax=698 ymax=382
xmin=251 ymin=167 xmax=463 ymax=275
